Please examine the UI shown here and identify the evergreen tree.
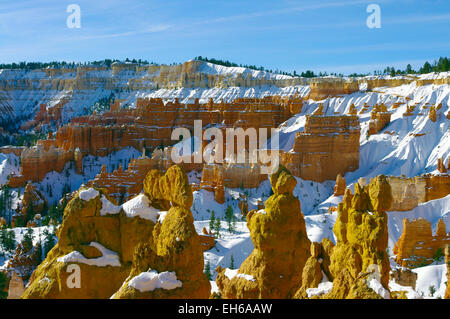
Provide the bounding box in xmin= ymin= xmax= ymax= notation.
xmin=0 ymin=229 xmax=16 ymax=253
xmin=43 ymin=228 xmax=56 ymax=258
xmin=230 ymin=254 xmax=235 ymax=269
xmin=214 ymin=217 xmax=221 ymax=238
xmin=0 ymin=272 xmax=7 ymax=299
xmin=204 ymin=261 xmax=212 ymax=281
xmin=22 ymin=228 xmax=34 ymax=251
xmin=209 ymin=210 xmax=215 ymax=232
xmin=225 ymin=206 xmax=234 ymax=232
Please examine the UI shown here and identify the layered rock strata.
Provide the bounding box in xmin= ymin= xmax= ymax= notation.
xmin=281 ymin=115 xmax=360 ymax=182
xmin=394 ymin=218 xmax=450 ymax=267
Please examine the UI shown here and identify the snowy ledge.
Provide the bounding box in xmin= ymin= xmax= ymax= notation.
xmin=100 ymin=195 xmax=121 ymax=216
xmin=79 ymin=188 xmax=100 ymax=201
xmin=306 ymin=281 xmax=333 ymax=298
xmin=224 ymin=268 xmax=256 ymax=282
xmin=122 ymin=194 xmax=162 ymax=223
xmin=57 ymin=242 xmax=121 ymax=267
xmin=128 ymin=270 xmax=182 ymax=292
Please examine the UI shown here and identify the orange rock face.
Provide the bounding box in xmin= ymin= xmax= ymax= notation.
xmin=309 ymin=78 xmax=359 ymax=100
xmin=437 ymin=157 xmax=447 ymax=173
xmin=368 ymin=104 xmax=391 ymax=135
xmin=281 ymin=115 xmax=360 ymax=182
xmin=333 ymin=174 xmax=346 ymax=196
xmin=13 ymin=96 xmax=301 ymax=186
xmin=387 ymin=175 xmax=450 ymax=211
xmin=394 ymin=218 xmax=450 ymax=267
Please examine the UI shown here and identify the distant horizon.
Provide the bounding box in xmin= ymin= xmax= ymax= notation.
xmin=0 ymin=56 xmax=448 ymax=77
xmin=1 ymin=0 xmax=450 ymax=74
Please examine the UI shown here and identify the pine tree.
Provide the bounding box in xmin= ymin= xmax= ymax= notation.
xmin=22 ymin=228 xmax=34 ymax=251
xmin=230 ymin=254 xmax=235 ymax=269
xmin=43 ymin=228 xmax=56 ymax=258
xmin=225 ymin=206 xmax=234 ymax=232
xmin=209 ymin=210 xmax=215 ymax=232
xmin=204 ymin=261 xmax=212 ymax=281
xmin=214 ymin=217 xmax=221 ymax=238
xmin=0 ymin=271 xmax=7 ymax=299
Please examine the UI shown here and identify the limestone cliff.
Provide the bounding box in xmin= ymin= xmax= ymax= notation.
xmin=215 ymin=166 xmax=311 ymax=298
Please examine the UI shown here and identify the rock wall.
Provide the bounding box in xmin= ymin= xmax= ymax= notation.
xmin=281 ymin=115 xmax=360 ymax=182
xmin=394 ymin=218 xmax=450 ymax=267
xmin=11 ymin=96 xmax=301 ymax=186
xmin=387 ymin=175 xmax=450 ymax=211
xmin=216 ymin=166 xmax=311 ymax=298
xmin=368 ymin=104 xmax=391 ymax=135
xmin=22 ymin=165 xmax=210 ymax=299
xmin=309 ymin=78 xmax=360 ymax=100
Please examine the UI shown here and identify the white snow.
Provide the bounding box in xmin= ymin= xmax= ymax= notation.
xmin=128 ymin=270 xmax=182 ymax=292
xmin=388 ymin=280 xmax=422 ymax=299
xmin=100 ymin=195 xmax=121 ymax=216
xmin=224 ymin=268 xmax=256 ymax=282
xmin=121 ymin=194 xmax=161 ymax=222
xmin=413 ymin=263 xmax=448 ymax=299
xmin=0 ymin=152 xmax=20 ymax=186
xmin=57 ymin=242 xmax=121 ymax=267
xmin=78 ymin=188 xmax=99 ymax=201
xmin=306 ymin=281 xmax=333 ymax=298
xmin=367 ymin=278 xmax=391 ymax=299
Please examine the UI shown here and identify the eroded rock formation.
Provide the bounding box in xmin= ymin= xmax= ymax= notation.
xmin=394 ymin=218 xmax=450 ymax=267
xmin=309 ymin=78 xmax=359 ymax=100
xmin=281 ymin=115 xmax=360 ymax=182
xmin=387 ymin=175 xmax=450 ymax=211
xmin=11 ymin=95 xmax=301 ymax=187
xmin=215 ymin=166 xmax=311 ymax=298
xmin=368 ymin=104 xmax=391 ymax=135
xmin=324 ymin=176 xmax=392 ymax=298
xmin=22 ymin=165 xmax=210 ymax=299
xmin=333 ymin=174 xmax=346 ymax=196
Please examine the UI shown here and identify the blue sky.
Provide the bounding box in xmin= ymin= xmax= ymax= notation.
xmin=1 ymin=0 xmax=449 ymax=74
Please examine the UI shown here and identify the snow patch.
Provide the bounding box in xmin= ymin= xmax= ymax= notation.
xmin=79 ymin=188 xmax=99 ymax=201
xmin=224 ymin=268 xmax=255 ymax=282
xmin=57 ymin=242 xmax=121 ymax=267
xmin=128 ymin=270 xmax=182 ymax=292
xmin=306 ymin=281 xmax=333 ymax=297
xmin=122 ymin=194 xmax=160 ymax=222
xmin=100 ymin=195 xmax=121 ymax=216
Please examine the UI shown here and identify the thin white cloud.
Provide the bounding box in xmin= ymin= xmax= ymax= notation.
xmin=194 ymin=0 xmax=380 ymax=25
xmin=77 ymin=25 xmax=171 ymax=40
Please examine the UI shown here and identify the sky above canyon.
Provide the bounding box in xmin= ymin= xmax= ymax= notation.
xmin=1 ymin=0 xmax=449 ymax=74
